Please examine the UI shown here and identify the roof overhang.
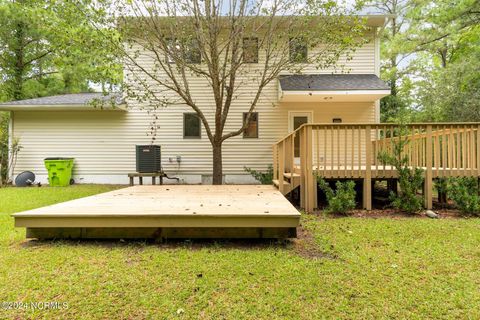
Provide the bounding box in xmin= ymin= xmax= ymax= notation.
xmin=278 ymin=74 xmax=390 ymax=102
xmin=279 ymin=90 xmax=391 ymax=102
xmin=361 ymin=14 xmax=395 ymax=27
xmin=0 ymin=104 xmax=128 ymax=111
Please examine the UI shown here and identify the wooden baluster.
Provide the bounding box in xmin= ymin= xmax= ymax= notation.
xmin=351 ymin=126 xmax=355 ymax=178
xmin=284 ymin=136 xmax=289 ymax=174
xmin=477 ymin=124 xmax=480 ymax=178
xmin=323 ymin=126 xmax=327 ymax=176
xmin=336 ymin=125 xmax=341 ymax=178
xmin=323 ymin=126 xmax=327 ymax=177
xmin=273 ymin=144 xmax=278 ymax=181
xmin=408 ymin=126 xmax=413 ymax=167
xmin=382 ymin=125 xmax=386 ymax=176
xmin=470 ymin=124 xmax=475 ymax=177
xmin=331 ymin=125 xmax=334 ymax=178
xmin=363 ymin=125 xmax=372 ymax=210
xmin=448 ymin=125 xmax=454 ymax=176
xmin=425 ymin=124 xmax=433 ymax=210
xmin=291 ymin=133 xmax=295 ymax=176
xmin=358 ymin=126 xmax=362 ymax=178
xmin=316 ymin=127 xmax=320 ymax=174
xmin=434 ymin=125 xmax=440 ymax=176
xmin=374 ymin=126 xmax=379 ymax=178
xmin=462 ymin=126 xmax=467 ymax=176
xmin=344 ymin=125 xmax=348 ymax=178
xmin=306 ymin=126 xmax=316 ymax=211
xmin=442 ymin=125 xmax=447 ymax=177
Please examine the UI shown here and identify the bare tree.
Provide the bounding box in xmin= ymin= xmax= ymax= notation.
xmin=87 ymin=0 xmax=367 ymax=184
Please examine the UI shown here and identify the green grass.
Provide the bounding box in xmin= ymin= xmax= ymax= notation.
xmin=1 ymin=185 xmax=480 ymax=319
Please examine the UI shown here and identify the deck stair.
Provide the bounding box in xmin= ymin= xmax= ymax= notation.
xmin=273 ymin=172 xmax=300 ymax=195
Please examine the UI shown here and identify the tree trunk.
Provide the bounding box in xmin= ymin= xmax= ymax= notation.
xmin=13 ymin=22 xmax=25 ymax=100
xmin=212 ymin=142 xmax=223 ymax=185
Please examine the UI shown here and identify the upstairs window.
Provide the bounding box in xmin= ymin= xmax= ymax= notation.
xmin=184 ymin=113 xmax=201 ymax=138
xmin=166 ymin=38 xmax=179 ymax=63
xmin=243 ymin=112 xmax=258 ymax=138
xmin=184 ymin=39 xmax=201 ymax=64
xmin=242 ymin=37 xmax=259 ymax=63
xmin=289 ymin=38 xmax=307 ymax=63
xmin=166 ymin=38 xmax=201 ymax=64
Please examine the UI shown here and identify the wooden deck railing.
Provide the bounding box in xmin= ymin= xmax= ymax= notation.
xmin=273 ymin=123 xmax=480 ymax=212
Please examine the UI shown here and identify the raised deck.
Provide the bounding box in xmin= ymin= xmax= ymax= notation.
xmin=13 ymin=185 xmax=300 ymax=239
xmin=273 ymin=123 xmax=480 ymax=212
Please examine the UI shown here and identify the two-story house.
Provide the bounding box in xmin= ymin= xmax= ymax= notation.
xmin=0 ymin=14 xmax=390 ymax=185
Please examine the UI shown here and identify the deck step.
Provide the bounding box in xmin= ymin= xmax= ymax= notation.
xmin=272 ymin=179 xmax=290 ymax=188
xmin=283 ymin=172 xmax=300 ymax=179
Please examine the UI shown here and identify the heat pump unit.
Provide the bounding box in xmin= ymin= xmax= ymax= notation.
xmin=136 ymin=145 xmax=161 ymax=173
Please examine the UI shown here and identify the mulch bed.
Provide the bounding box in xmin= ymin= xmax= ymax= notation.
xmin=312 ymin=207 xmax=468 ymax=219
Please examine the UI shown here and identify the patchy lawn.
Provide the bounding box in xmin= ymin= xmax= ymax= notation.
xmin=1 ymin=185 xmax=480 ymax=319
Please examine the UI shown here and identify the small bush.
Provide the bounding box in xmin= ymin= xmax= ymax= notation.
xmin=317 ymin=178 xmax=356 ymax=214
xmin=244 ymin=165 xmax=273 ymax=185
xmin=448 ymin=177 xmax=480 ymax=216
xmin=435 ymin=178 xmax=449 ymax=204
xmin=378 ymin=136 xmax=424 ymax=214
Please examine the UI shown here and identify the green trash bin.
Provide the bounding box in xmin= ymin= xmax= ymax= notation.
xmin=44 ymin=158 xmax=74 ymax=187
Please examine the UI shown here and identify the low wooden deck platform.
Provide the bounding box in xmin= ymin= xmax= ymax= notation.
xmin=13 ymin=185 xmax=300 ymax=239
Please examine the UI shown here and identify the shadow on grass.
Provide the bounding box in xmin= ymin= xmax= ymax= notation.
xmin=20 ymin=227 xmax=334 ymax=260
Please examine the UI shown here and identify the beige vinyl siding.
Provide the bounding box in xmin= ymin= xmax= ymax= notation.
xmin=12 ymin=31 xmax=379 ymax=181
xmin=12 ymin=101 xmax=375 ymax=177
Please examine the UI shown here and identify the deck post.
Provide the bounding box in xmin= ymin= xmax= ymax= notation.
xmin=299 ymin=127 xmax=306 ymax=209
xmin=306 ymin=126 xmax=315 ymax=212
xmin=425 ymin=124 xmax=433 ymax=209
xmin=278 ymin=141 xmax=285 ymax=194
xmin=363 ymin=125 xmax=372 ymax=210
xmin=273 ymin=144 xmax=278 ymax=181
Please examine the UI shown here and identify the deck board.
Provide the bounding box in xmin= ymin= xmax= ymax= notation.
xmin=13 ymin=185 xmax=300 ymax=232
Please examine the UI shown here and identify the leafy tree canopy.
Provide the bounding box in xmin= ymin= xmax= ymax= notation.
xmin=0 ymin=0 xmax=121 ymax=102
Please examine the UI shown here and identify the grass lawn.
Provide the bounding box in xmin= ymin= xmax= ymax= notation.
xmin=1 ymin=185 xmax=480 ymax=319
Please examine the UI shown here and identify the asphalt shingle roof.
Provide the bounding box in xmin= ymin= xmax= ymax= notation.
xmin=279 ymin=74 xmax=390 ymax=91
xmin=0 ymin=92 xmax=123 ymax=106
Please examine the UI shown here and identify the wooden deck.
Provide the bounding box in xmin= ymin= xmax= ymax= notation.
xmin=13 ymin=185 xmax=300 ymax=239
xmin=273 ymin=123 xmax=480 ymax=212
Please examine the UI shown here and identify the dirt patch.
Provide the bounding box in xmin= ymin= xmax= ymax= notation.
xmin=311 ymin=208 xmax=468 ymax=219
xmin=291 ymin=223 xmax=338 ymax=260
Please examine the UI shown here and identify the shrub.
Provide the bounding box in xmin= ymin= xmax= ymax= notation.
xmin=378 ymin=136 xmax=424 ymax=214
xmin=447 ymin=177 xmax=480 ymax=216
xmin=435 ymin=178 xmax=449 ymax=204
xmin=317 ymin=178 xmax=356 ymax=214
xmin=244 ymin=165 xmax=273 ymax=185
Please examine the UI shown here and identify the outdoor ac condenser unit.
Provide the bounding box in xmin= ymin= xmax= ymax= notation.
xmin=136 ymin=145 xmax=161 ymax=173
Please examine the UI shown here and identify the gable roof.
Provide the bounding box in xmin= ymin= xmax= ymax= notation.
xmin=279 ymin=74 xmax=390 ymax=91
xmin=0 ymin=92 xmax=123 ymax=106
xmin=0 ymin=93 xmax=126 ymax=111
